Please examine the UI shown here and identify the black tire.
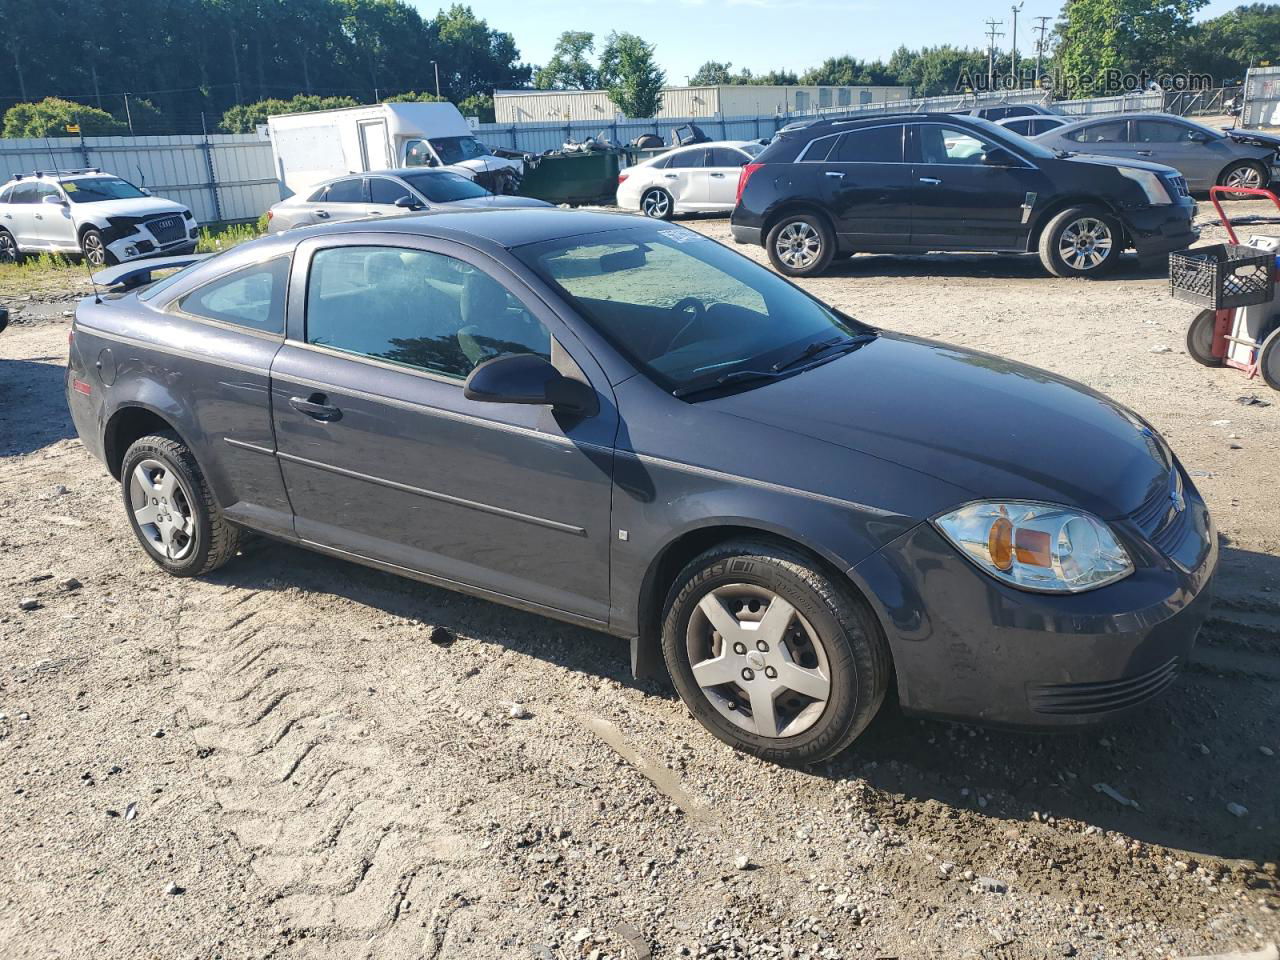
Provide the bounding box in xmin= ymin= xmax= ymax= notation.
xmin=1217 ymin=160 xmax=1267 ymax=199
xmin=766 ymin=212 xmax=835 ymax=278
xmin=831 ymin=250 xmax=855 ymax=261
xmin=120 ymin=431 xmax=241 ymax=577
xmin=1187 ymin=309 xmax=1225 ymax=367
xmin=0 ymin=228 xmax=19 ymax=264
xmin=660 ymin=539 xmax=891 ymax=766
xmin=1259 ymin=327 xmax=1280 ymax=391
xmin=1038 ymin=205 xmax=1122 ymax=278
xmin=80 ymin=227 xmax=116 ymax=268
xmin=640 ymin=187 xmax=673 ymax=220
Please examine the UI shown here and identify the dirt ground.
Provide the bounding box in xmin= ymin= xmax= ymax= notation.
xmin=1 ymin=200 xmax=1279 ymax=960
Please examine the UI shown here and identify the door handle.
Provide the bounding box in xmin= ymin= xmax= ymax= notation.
xmin=34 ymin=213 xmax=43 ymax=220
xmin=289 ymin=393 xmax=342 ymax=421
xmin=314 ymin=209 xmax=330 ymax=219
xmin=918 ymin=177 xmax=943 ymax=185
xmin=710 ymin=172 xmax=726 ymax=178
xmin=824 ymin=171 xmax=845 ymax=178
xmin=1136 ymin=150 xmax=1153 ymax=157
xmin=663 ymin=174 xmax=678 ymax=179
xmin=367 ymin=210 xmax=383 ymax=216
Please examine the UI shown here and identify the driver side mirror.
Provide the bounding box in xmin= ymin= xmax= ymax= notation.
xmin=983 ymin=147 xmax=1017 ymax=166
xmin=1188 ymin=131 xmax=1211 ymax=143
xmin=394 ymin=195 xmax=425 ymax=211
xmin=42 ymin=193 xmax=68 ymax=206
xmin=463 ymin=353 xmax=598 ymax=417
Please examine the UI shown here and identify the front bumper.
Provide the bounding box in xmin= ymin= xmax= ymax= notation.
xmin=1123 ymin=198 xmax=1199 ymax=258
xmin=851 ymin=484 xmax=1217 ymax=728
xmin=104 ymin=221 xmax=199 ymax=264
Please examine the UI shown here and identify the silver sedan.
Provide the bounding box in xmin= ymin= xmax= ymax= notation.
xmin=1033 ymin=113 xmax=1280 ymax=193
xmin=267 ymin=169 xmax=550 ymax=233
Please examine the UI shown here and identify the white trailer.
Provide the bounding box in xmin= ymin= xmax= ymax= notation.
xmin=266 ymin=102 xmax=522 ymax=199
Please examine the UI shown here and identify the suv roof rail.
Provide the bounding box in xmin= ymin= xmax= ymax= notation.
xmin=30 ymin=167 xmax=101 ymax=178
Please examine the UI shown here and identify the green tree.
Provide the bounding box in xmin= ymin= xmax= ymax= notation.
xmin=2 ymin=98 xmax=127 ymax=138
xmin=382 ymin=91 xmax=446 ymax=102
xmin=800 ymin=55 xmax=897 ymax=86
xmin=432 ymin=4 xmax=532 ymax=100
xmin=890 ymin=45 xmax=987 ymax=95
xmin=457 ymin=92 xmax=495 ymax=122
xmin=1184 ymin=3 xmax=1280 ymax=81
xmin=536 ymin=31 xmax=597 ymax=89
xmin=598 ymin=32 xmax=665 ymax=118
xmin=219 ymin=94 xmax=359 ymax=133
xmin=750 ymin=69 xmax=800 ymax=85
xmin=1055 ymin=0 xmax=1208 ymax=92
xmin=690 ymin=60 xmax=736 ymax=85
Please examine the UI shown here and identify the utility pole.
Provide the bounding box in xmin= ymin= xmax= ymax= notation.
xmin=122 ymin=94 xmax=134 ymax=135
xmin=984 ymin=19 xmax=1004 ymax=91
xmin=432 ymin=61 xmax=441 ymax=99
xmin=1011 ymin=2 xmax=1024 ymax=87
xmin=1033 ymin=15 xmax=1051 ymax=88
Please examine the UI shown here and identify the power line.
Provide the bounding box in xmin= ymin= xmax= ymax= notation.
xmin=984 ymin=19 xmax=1004 ymax=90
xmin=1033 ymin=16 xmax=1052 ymax=88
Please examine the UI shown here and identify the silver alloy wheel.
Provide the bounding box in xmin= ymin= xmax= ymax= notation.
xmin=82 ymin=231 xmax=106 ymax=267
xmin=128 ymin=458 xmax=196 ymax=561
xmin=775 ymin=221 xmax=822 ymax=270
xmin=641 ymin=189 xmax=670 ymax=218
xmin=686 ymin=584 xmax=831 ymax=738
xmin=1058 ymin=216 xmax=1113 ymax=271
xmin=0 ymin=231 xmax=16 ymax=262
xmin=1223 ymin=164 xmax=1263 ymax=194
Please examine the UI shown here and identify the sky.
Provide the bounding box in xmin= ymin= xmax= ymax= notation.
xmin=420 ymin=0 xmax=1250 ymax=85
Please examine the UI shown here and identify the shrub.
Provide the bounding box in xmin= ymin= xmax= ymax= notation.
xmin=219 ymin=95 xmax=359 ymax=134
xmin=3 ymin=98 xmax=128 ymax=138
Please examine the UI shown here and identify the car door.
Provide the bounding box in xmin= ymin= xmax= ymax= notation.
xmin=1060 ymin=118 xmax=1132 ymax=161
xmin=705 ymin=147 xmax=751 ymax=209
xmin=306 ymin=177 xmax=367 ymax=226
xmin=269 ymin=235 xmax=618 ymax=624
xmin=909 ymin=121 xmax=1048 ymax=251
xmin=658 ymin=147 xmax=709 ymax=211
xmin=808 ymin=124 xmax=911 ymax=247
xmin=2 ymin=182 xmax=37 ymax=247
xmin=32 ymin=182 xmax=76 ymax=250
xmin=367 ymin=176 xmax=420 ymax=217
xmin=1131 ymin=118 xmax=1224 ymax=191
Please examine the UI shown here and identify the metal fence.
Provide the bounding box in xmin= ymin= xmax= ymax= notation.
xmin=1242 ymin=65 xmax=1280 ymax=130
xmin=0 ymin=133 xmax=279 ymax=223
xmin=0 ymin=88 xmax=1171 ymax=221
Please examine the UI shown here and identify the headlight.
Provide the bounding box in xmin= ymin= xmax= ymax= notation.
xmin=1116 ymin=167 xmax=1172 ymax=205
xmin=934 ymin=501 xmax=1133 ymax=593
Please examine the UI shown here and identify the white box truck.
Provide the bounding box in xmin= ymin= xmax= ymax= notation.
xmin=266 ymin=102 xmax=523 ymax=200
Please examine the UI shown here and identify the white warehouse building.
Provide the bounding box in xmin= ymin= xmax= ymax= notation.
xmin=493 ymin=84 xmax=913 ymax=123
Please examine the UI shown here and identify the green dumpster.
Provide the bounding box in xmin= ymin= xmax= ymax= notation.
xmin=517 ymin=151 xmax=623 ymax=206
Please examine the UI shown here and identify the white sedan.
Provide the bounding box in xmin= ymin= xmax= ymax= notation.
xmin=617 ymin=141 xmax=764 ymax=219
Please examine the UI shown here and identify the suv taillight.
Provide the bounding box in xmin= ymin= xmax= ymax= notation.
xmin=736 ymin=163 xmax=763 ymax=204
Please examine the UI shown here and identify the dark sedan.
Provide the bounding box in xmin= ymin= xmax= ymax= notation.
xmin=66 ymin=209 xmax=1216 ymax=764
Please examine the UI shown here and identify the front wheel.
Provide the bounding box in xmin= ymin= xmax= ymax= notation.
xmin=1218 ymin=161 xmax=1266 ymax=199
xmin=661 ymin=540 xmax=891 ymax=765
xmin=80 ymin=228 xmax=116 ymax=268
xmin=1187 ymin=309 xmax=1225 ymax=367
xmin=121 ymin=432 xmax=241 ymax=577
xmin=766 ymin=213 xmax=835 ymax=277
xmin=1039 ymin=206 xmax=1122 ymax=278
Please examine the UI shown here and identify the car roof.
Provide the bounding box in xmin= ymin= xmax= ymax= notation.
xmin=2 ymin=169 xmax=115 ymax=187
xmin=1052 ymin=112 xmax=1190 ymax=129
xmin=279 ymin=206 xmax=649 ymax=250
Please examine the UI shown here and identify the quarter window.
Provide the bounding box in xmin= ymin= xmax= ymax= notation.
xmin=305 ymin=246 xmax=551 ymax=380
xmin=829 ymin=125 xmax=906 ymax=163
xmin=0 ymin=185 xmax=11 ymax=203
xmin=177 ymin=257 xmax=290 ymax=334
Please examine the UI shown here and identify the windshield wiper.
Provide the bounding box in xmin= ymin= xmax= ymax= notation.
xmin=672 ymin=369 xmax=783 ymax=399
xmin=771 ymin=333 xmax=876 ymax=372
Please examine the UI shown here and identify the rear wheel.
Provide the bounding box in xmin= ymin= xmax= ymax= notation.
xmin=766 ymin=212 xmax=835 ymax=278
xmin=1218 ymin=161 xmax=1266 ymax=199
xmin=1259 ymin=328 xmax=1280 ymax=390
xmin=0 ymin=229 xmax=18 ymax=264
xmin=121 ymin=432 xmax=241 ymax=577
xmin=661 ymin=540 xmax=891 ymax=765
xmin=640 ymin=187 xmax=673 ymax=220
xmin=1038 ymin=205 xmax=1121 ymax=278
xmin=1186 ymin=309 xmax=1225 ymax=367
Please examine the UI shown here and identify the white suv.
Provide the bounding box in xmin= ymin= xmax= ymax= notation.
xmin=0 ymin=169 xmax=198 ymax=267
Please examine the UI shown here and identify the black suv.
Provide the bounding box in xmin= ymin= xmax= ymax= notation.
xmin=731 ymin=113 xmax=1198 ymax=278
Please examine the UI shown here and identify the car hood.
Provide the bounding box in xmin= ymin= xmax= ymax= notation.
xmin=1224 ymin=128 xmax=1280 ymax=150
xmin=1060 ymin=152 xmax=1182 ymax=176
xmin=73 ymin=196 xmax=188 ymax=219
xmin=708 ymin=333 xmax=1172 ymax=520
xmin=445 ymin=195 xmax=552 ymax=209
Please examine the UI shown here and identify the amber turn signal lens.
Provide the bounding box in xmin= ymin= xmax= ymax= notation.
xmin=988 ymin=515 xmax=1014 ymax=571
xmin=1015 ymin=527 xmax=1052 ymax=567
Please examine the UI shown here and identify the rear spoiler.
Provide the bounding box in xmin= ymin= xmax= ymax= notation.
xmin=92 ymin=253 xmax=210 ymax=290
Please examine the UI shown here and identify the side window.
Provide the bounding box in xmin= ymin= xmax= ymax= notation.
xmin=709 ymin=148 xmax=749 ymax=167
xmin=177 ymin=257 xmax=290 ymax=334
xmin=32 ymin=182 xmax=58 ymax=202
xmin=917 ymin=125 xmax=1011 ymax=165
xmin=1135 ymin=120 xmax=1193 ymax=143
xmin=305 ymin=246 xmax=551 ymax=380
xmin=404 ymin=139 xmax=433 ymax=167
xmin=1067 ymin=120 xmax=1127 ymax=143
xmin=830 ymin=125 xmax=905 ymax=163
xmin=10 ymin=183 xmax=36 ymax=204
xmin=0 ymin=185 xmax=11 ymax=203
xmin=665 ymin=149 xmax=707 ymax=169
xmin=799 ymin=136 xmax=838 ymax=162
xmin=369 ymin=177 xmax=412 ymax=205
xmin=324 ymin=178 xmax=365 ymax=203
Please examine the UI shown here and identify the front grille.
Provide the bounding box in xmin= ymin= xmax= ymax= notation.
xmin=1166 ymin=175 xmax=1190 ymax=198
xmin=145 ymin=215 xmax=185 ymax=245
xmin=1129 ymin=469 xmax=1190 ymax=555
xmin=1028 ymin=657 xmax=1180 ymax=715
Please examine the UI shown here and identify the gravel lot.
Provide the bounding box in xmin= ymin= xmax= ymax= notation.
xmin=1 ymin=203 xmax=1278 ymax=960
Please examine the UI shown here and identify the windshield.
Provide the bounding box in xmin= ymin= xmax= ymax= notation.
xmin=428 ymin=136 xmax=489 ymax=165
xmin=741 ymin=142 xmax=765 ymax=157
xmin=63 ymin=177 xmax=148 ymax=203
xmin=401 ymin=171 xmax=490 ymax=202
xmin=515 ymin=225 xmax=869 ymax=396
